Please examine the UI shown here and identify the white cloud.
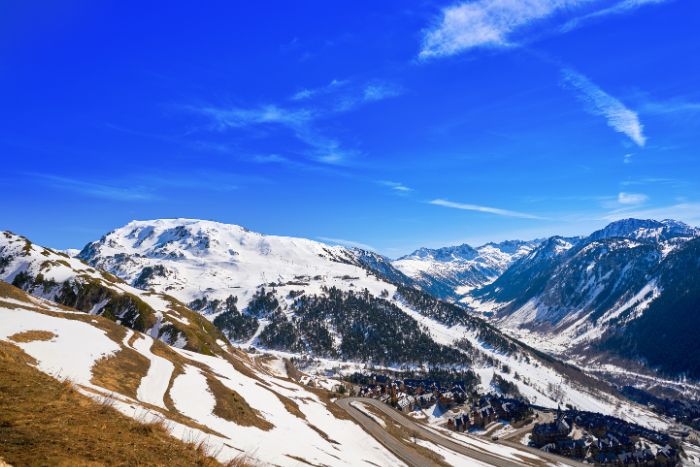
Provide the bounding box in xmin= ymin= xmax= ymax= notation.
xmin=617 ymin=192 xmax=648 ymax=205
xmin=190 ymin=80 xmax=402 ymax=166
xmin=419 ymin=0 xmax=589 ymax=59
xmin=363 ymin=83 xmax=403 ymax=102
xmin=420 ymin=0 xmax=672 ymax=58
xmin=560 ymin=0 xmax=671 ymax=32
xmin=380 ymin=180 xmax=413 ymax=193
xmin=623 ymin=153 xmax=633 ymax=164
xmin=191 ymin=104 xmax=353 ymax=164
xmin=335 ymin=82 xmax=404 ymax=112
xmin=640 ymin=97 xmax=700 ymax=115
xmin=561 ymin=68 xmax=646 ymax=146
xmin=317 ymin=236 xmax=376 ymax=251
xmin=29 ymin=174 xmax=157 ymax=201
xmin=291 ymin=79 xmax=349 ymax=101
xmin=194 ymin=104 xmax=314 ymax=130
xmin=430 ymin=198 xmax=545 ymax=219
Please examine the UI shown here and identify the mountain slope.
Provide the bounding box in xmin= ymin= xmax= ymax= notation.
xmin=393 ymin=240 xmax=541 ymax=301
xmin=0 ymin=281 xmax=403 ymax=466
xmin=0 ymin=327 xmax=225 ymax=466
xmin=0 ymin=230 xmax=227 ymax=355
xmin=468 ymin=219 xmax=700 ymax=379
xmin=77 ymin=219 xmax=470 ymax=365
xmin=72 ymin=219 xmax=670 ymax=429
xmin=599 ymin=236 xmax=700 ymax=378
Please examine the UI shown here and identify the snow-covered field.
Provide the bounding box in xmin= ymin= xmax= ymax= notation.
xmin=0 ymin=291 xmax=403 ymax=466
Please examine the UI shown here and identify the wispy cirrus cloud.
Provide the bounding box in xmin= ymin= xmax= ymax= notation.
xmin=621 ymin=177 xmax=685 ymax=187
xmin=251 ymin=154 xmax=290 ymax=164
xmin=419 ymin=0 xmax=589 ymax=59
xmin=639 ymin=96 xmax=700 ymax=115
xmin=560 ymin=0 xmax=672 ymax=32
xmin=27 ymin=173 xmax=157 ymax=201
xmin=291 ymin=79 xmax=349 ymax=101
xmin=27 ymin=170 xmax=254 ymax=202
xmin=599 ymin=191 xmax=648 ymax=211
xmin=419 ymin=0 xmax=672 ymax=59
xmin=363 ymin=82 xmax=404 ymax=102
xmin=430 ymin=198 xmax=545 ymax=219
xmin=189 ymin=79 xmax=402 ymax=165
xmin=380 ymin=180 xmax=413 ymax=194
xmin=617 ymin=191 xmax=648 ymax=205
xmin=317 ymin=236 xmax=376 ymax=251
xmin=191 ymin=104 xmax=352 ymax=164
xmin=561 ymin=68 xmax=646 ymax=146
xmin=193 ymin=104 xmax=315 ymax=131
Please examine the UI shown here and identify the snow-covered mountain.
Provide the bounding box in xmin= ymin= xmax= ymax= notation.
xmin=0 ymin=281 xmax=404 ymax=466
xmin=1 ymin=221 xmax=673 ymax=434
xmin=78 ymin=219 xmax=402 ymax=309
xmin=468 ymin=218 xmax=700 ymax=380
xmin=0 ymin=230 xmax=226 ymax=354
xmin=392 ymin=239 xmax=541 ymax=301
xmin=587 ymin=218 xmax=699 ymax=243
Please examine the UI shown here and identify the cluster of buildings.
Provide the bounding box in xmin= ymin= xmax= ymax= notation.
xmin=357 ymin=374 xmax=532 ymax=432
xmin=357 ymin=376 xmax=469 ymax=412
xmin=531 ymin=410 xmax=680 ymax=466
xmin=446 ymin=394 xmax=531 ymax=431
xmin=349 ymin=373 xmax=685 ymax=466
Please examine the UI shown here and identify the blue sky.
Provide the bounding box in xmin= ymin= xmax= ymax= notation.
xmin=2 ymin=0 xmax=699 ymax=256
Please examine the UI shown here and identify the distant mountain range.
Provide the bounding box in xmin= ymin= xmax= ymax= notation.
xmin=3 ymin=217 xmax=697 ymax=419
xmin=392 ymin=239 xmax=542 ymax=300
xmin=467 ymin=219 xmax=700 ymax=380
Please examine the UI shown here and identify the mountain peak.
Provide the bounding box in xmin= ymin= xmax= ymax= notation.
xmin=398 ymin=243 xmax=478 ymax=262
xmin=588 ymin=218 xmax=699 ymax=243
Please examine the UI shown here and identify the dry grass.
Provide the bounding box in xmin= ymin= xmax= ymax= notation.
xmin=218 ymin=351 xmax=268 ymax=384
xmin=264 ymin=386 xmax=307 ymax=420
xmin=8 ymin=330 xmax=56 ymax=343
xmin=0 ymin=340 xmax=241 ymax=466
xmin=207 ymin=375 xmax=273 ymax=431
xmin=90 ymin=347 xmax=151 ymax=399
xmin=127 ymin=331 xmax=139 ymax=347
xmin=150 ymin=340 xmax=273 ymax=431
xmin=0 ymin=281 xmax=30 ymax=302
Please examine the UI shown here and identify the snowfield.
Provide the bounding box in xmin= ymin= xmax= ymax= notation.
xmin=0 ymin=291 xmax=404 ymax=466
xmin=78 ymin=218 xmax=398 ymax=310
xmin=131 ymin=335 xmax=174 ymax=409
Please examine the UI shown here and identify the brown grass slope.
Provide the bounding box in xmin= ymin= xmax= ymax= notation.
xmin=0 ymin=340 xmax=228 ymax=467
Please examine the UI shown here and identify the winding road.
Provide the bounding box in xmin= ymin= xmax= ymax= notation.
xmin=337 ymin=397 xmax=586 ymax=467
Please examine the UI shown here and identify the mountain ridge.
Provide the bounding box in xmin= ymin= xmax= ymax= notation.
xmin=467 ymin=218 xmax=700 ymax=380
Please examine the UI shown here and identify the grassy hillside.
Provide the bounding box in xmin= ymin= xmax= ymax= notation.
xmin=0 ymin=338 xmax=247 ymax=466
